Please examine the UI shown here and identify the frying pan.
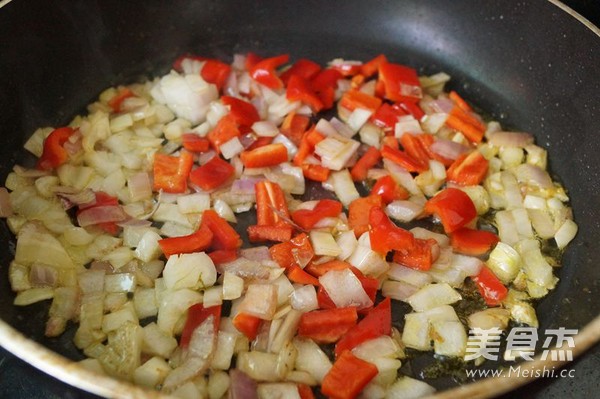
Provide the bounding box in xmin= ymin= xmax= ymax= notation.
xmin=0 ymin=0 xmax=598 ymax=397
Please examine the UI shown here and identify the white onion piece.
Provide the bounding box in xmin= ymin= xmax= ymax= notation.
xmin=406 ymin=283 xmax=462 ymax=312
xmin=127 ymin=172 xmax=153 ymax=202
xmin=54 ymin=187 xmax=97 ymax=208
xmin=290 ymin=285 xmax=318 ymax=312
xmin=430 ymin=97 xmax=454 ymax=113
xmin=13 ymin=165 xmax=51 ymax=178
xmin=238 ymin=283 xmax=277 ymax=320
xmin=240 ymin=246 xmax=271 ymax=262
xmin=489 ymin=131 xmax=534 ymax=148
xmin=386 ymin=200 xmax=423 ymax=223
xmin=251 ymin=120 xmax=279 ymax=137
xmin=430 ymin=139 xmax=470 ymax=160
xmin=554 ymin=219 xmax=578 ymax=249
xmin=319 ymin=269 xmax=373 ymax=309
xmin=514 ymin=163 xmax=553 ymax=189
xmin=231 ymin=178 xmax=261 ymax=195
xmin=77 ymin=205 xmax=127 ymax=227
xmin=329 ymin=117 xmax=354 ymax=138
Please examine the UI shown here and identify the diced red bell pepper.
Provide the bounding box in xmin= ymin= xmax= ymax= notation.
xmin=396 ymin=100 xmax=425 ymax=120
xmin=301 ymin=164 xmax=330 ymax=182
xmin=221 ymin=96 xmax=260 ymax=127
xmin=158 ymin=224 xmax=214 ymax=257
xmin=152 ymin=151 xmax=194 ymax=193
xmin=472 ymin=266 xmax=508 ymax=306
xmin=321 ymin=351 xmax=378 ymax=399
xmin=446 ymin=151 xmax=489 ymax=186
xmin=339 ymin=89 xmax=382 ymax=113
xmin=424 ymin=187 xmax=477 ymax=233
xmin=291 ymin=199 xmax=343 ymax=230
xmin=298 ymin=307 xmax=358 ymax=344
xmin=334 ymin=297 xmax=392 ymax=356
xmin=182 ymin=134 xmax=210 ymax=153
xmin=369 ymin=206 xmax=414 ymax=255
xmin=232 ymin=312 xmax=262 ymax=341
xmin=393 ymin=238 xmax=438 ymax=271
xmin=348 ymin=195 xmax=383 ymax=237
xmin=316 ymin=285 xmax=337 ymax=310
xmin=370 ymin=103 xmax=408 ymax=130
xmin=201 ymin=59 xmax=231 ymax=91
xmin=400 ymin=133 xmax=432 ymax=166
xmin=270 ymin=233 xmax=314 ymax=270
xmin=250 ymin=54 xmax=289 ymax=89
xmin=446 ymin=106 xmax=486 ymax=144
xmin=450 ymin=227 xmax=499 ymax=256
xmin=189 ymin=155 xmax=235 ymax=191
xmin=240 ymin=143 xmax=288 ymax=168
xmin=370 ymin=175 xmax=409 ymax=204
xmin=449 ymin=90 xmax=473 ymax=112
xmin=207 ymin=114 xmax=241 ymax=153
xmin=245 ymin=136 xmax=273 ymax=152
xmin=297 ymin=384 xmax=316 ymax=399
xmin=311 ymin=68 xmax=343 ymax=109
xmin=107 ymin=88 xmax=134 ymax=113
xmin=207 ymin=249 xmax=239 ymax=265
xmin=381 ymin=135 xmax=399 ymax=149
xmin=287 ymin=265 xmax=320 ymax=286
xmin=180 ymin=304 xmax=221 ymax=348
xmin=201 ymin=209 xmax=242 ymax=250
xmin=244 ymin=52 xmax=262 ymax=71
xmin=330 ymin=61 xmax=362 ymax=77
xmin=286 ymin=75 xmax=324 ymax=112
xmin=361 ymin=54 xmax=388 ymax=78
xmin=378 ymin=61 xmax=422 ymax=103
xmin=380 ymin=144 xmax=428 ymax=173
xmin=254 ymin=180 xmax=290 ymax=226
xmin=247 ymin=224 xmax=294 ymax=243
xmin=280 ymin=112 xmax=310 ymax=146
xmin=37 ymin=127 xmax=77 ymax=170
xmin=280 ymin=58 xmax=322 ymax=85
xmin=417 ymin=133 xmax=454 ymax=167
xmin=350 ymin=146 xmax=381 ymax=182
xmin=305 ymin=259 xmax=351 ymax=278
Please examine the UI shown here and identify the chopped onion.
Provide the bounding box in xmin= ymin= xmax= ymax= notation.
xmin=346 ymin=108 xmax=372 ymax=133
xmin=290 ymin=285 xmax=318 ymax=312
xmin=429 ymin=138 xmax=469 ymax=160
xmin=554 ymin=219 xmax=578 ymax=249
xmin=319 ymin=269 xmax=373 ymax=309
xmin=489 ymin=131 xmax=534 ymax=148
xmin=240 ymin=246 xmax=271 ymax=262
xmin=77 ymin=205 xmax=127 ymax=227
xmin=329 ymin=117 xmax=355 ymax=137
xmin=29 ymin=263 xmax=58 ymax=287
xmin=228 ymin=369 xmax=258 ymax=399
xmin=514 ymin=163 xmax=553 ymax=189
xmin=406 ymin=283 xmax=462 ymax=312
xmin=329 ymin=169 xmax=360 ymax=206
xmin=309 ymin=231 xmax=341 ymax=257
xmin=220 ymin=136 xmax=245 ymax=160
xmin=386 ymin=200 xmax=423 ymax=223
xmin=251 ymin=120 xmax=279 ymax=137
xmin=0 ymin=187 xmax=13 ymax=217
xmin=237 ymin=283 xmax=277 ymax=320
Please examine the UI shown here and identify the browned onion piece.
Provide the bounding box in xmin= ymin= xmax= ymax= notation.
xmin=29 ymin=263 xmax=58 ymax=287
xmin=489 ymin=131 xmax=534 ymax=148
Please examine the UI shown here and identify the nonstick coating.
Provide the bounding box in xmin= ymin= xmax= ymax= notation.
xmin=0 ymin=0 xmax=598 ymax=396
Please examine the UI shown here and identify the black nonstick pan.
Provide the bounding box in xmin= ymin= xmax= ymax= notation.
xmin=0 ymin=0 xmax=598 ymax=397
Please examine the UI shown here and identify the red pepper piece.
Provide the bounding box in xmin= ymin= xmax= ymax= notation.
xmin=361 ymin=54 xmax=388 ymax=78
xmin=446 ymin=151 xmax=489 ymax=186
xmin=221 ymin=96 xmax=260 ymax=127
xmin=339 ymin=89 xmax=382 ymax=113
xmin=207 ymin=114 xmax=241 ymax=153
xmin=393 ymin=238 xmax=438 ymax=271
xmin=396 ymin=100 xmax=425 ymax=120
xmin=286 ymin=75 xmax=324 ymax=112
xmin=305 ymin=259 xmax=351 ymax=278
xmin=152 ymin=151 xmax=194 ymax=193
xmin=270 ymin=233 xmax=314 ymax=270
xmin=201 ymin=59 xmax=231 ymax=91
xmin=400 ymin=133 xmax=432 ymax=165
xmin=321 ymin=351 xmax=378 ymax=399
xmin=240 ymin=143 xmax=288 ymax=168
xmin=189 ymin=155 xmax=235 ymax=191
xmin=378 ymin=61 xmax=422 ymax=103
xmin=369 ymin=206 xmax=414 ymax=255
xmin=381 ymin=144 xmax=428 ymax=173
xmin=446 ymin=106 xmax=487 ymax=143
xmin=298 ymin=307 xmax=358 ymax=344
xmin=180 ymin=304 xmax=221 ymax=348
xmin=298 ymin=384 xmax=315 ymax=399
xmin=207 ymin=249 xmax=238 ymax=265
xmin=301 ymin=164 xmax=330 ymax=182
xmin=350 ymin=146 xmax=381 ymax=182
xmin=424 ymin=187 xmax=477 ymax=233
xmin=291 ymin=199 xmax=343 ymax=230
xmin=250 ymin=54 xmax=289 ymax=89
xmin=247 ymin=224 xmax=294 ymax=243
xmin=244 ymin=52 xmax=262 ymax=71
xmin=311 ymin=68 xmax=343 ymax=110
xmin=370 ymin=103 xmax=408 ymax=130
xmin=280 ymin=58 xmax=322 ymax=85
xmin=232 ymin=312 xmax=261 ymax=340
xmin=472 ymin=266 xmax=508 ymax=306
xmin=158 ymin=224 xmax=214 ymax=257
xmin=201 ymin=209 xmax=242 ymax=250
xmin=182 ymin=134 xmax=210 ymax=153
xmin=450 ymin=227 xmax=499 ymax=256
xmin=36 ymin=127 xmax=76 ymax=170
xmin=287 ymin=265 xmax=320 ymax=286
xmin=348 ymin=195 xmax=383 ymax=237
xmin=254 ymin=180 xmax=290 ymax=226
xmin=370 ymin=175 xmax=409 ymax=204
xmin=334 ymin=297 xmax=392 ymax=356
xmin=280 ymin=112 xmax=311 ymax=146
xmin=76 ymin=191 xmax=121 ymax=235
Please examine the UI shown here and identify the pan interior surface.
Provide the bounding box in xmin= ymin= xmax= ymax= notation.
xmin=0 ymin=0 xmax=598 ymax=396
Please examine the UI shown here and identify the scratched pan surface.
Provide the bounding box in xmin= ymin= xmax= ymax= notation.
xmin=0 ymin=0 xmax=599 ymax=397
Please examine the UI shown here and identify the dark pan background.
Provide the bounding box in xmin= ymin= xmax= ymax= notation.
xmin=0 ymin=0 xmax=600 ymax=399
